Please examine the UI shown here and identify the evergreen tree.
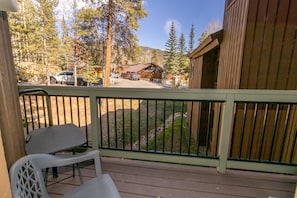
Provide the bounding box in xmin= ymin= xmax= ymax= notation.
xmin=34 ymin=0 xmax=60 ymax=80
xmin=151 ymin=49 xmax=160 ymax=64
xmin=59 ymin=15 xmax=73 ymax=70
xmin=164 ymin=21 xmax=178 ymax=75
xmin=198 ymin=31 xmax=208 ymax=45
xmin=102 ymin=0 xmax=147 ymax=86
xmin=74 ymin=7 xmax=103 ymax=66
xmin=188 ymin=24 xmax=195 ymax=52
xmin=9 ymin=0 xmax=37 ymax=65
xmin=75 ymin=0 xmax=147 ymax=86
xmin=9 ymin=0 xmax=60 ymax=83
xmin=178 ymin=33 xmax=189 ymax=74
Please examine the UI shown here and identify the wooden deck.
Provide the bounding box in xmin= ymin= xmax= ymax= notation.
xmin=47 ymin=157 xmax=297 ymax=198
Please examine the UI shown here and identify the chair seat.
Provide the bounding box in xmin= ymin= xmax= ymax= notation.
xmin=63 ymin=174 xmax=121 ymax=198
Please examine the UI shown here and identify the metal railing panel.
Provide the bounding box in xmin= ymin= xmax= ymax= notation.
xmin=18 ymin=86 xmax=297 ymax=174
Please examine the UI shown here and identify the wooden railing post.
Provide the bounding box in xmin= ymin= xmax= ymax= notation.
xmin=89 ymin=94 xmax=99 ymax=149
xmin=0 ymin=11 xmax=25 ymax=167
xmin=217 ymin=93 xmax=235 ymax=173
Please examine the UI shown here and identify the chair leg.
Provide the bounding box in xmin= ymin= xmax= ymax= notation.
xmin=76 ymin=163 xmax=83 ymax=184
xmin=72 ymin=149 xmax=83 ymax=184
xmin=53 ymin=167 xmax=58 ymax=178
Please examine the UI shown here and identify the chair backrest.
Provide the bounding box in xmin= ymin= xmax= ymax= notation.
xmin=9 ymin=154 xmax=50 ymax=198
xmin=9 ymin=150 xmax=102 ymax=198
xmin=19 ymin=88 xmax=53 ymax=127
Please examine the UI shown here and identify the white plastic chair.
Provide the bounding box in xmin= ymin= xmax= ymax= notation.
xmin=9 ymin=150 xmax=121 ymax=198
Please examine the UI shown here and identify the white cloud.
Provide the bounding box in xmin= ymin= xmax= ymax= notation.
xmin=163 ymin=19 xmax=182 ymax=35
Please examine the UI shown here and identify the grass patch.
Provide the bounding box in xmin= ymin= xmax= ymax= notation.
xmin=143 ymin=117 xmax=199 ymax=155
xmin=100 ymin=99 xmax=186 ymax=149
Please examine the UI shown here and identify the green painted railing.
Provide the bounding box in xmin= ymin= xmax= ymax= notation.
xmin=19 ymin=85 xmax=297 ymax=174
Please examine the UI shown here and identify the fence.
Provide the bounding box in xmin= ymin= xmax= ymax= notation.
xmin=19 ymin=86 xmax=297 ymax=174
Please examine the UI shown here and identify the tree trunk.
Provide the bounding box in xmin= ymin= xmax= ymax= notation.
xmin=104 ymin=0 xmax=113 ymax=87
xmin=0 ymin=11 xmax=25 ymax=168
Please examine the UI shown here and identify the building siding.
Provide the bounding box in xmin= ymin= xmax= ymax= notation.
xmin=216 ymin=0 xmax=249 ymax=89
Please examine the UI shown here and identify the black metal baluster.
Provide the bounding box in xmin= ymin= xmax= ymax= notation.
xmin=196 ymin=101 xmax=202 ymax=156
xmin=70 ymin=97 xmax=74 ymax=123
xmin=179 ymin=101 xmax=185 ymax=155
xmin=22 ymin=95 xmax=29 ymax=134
xmin=146 ymin=100 xmax=149 ymax=151
xmin=106 ymin=98 xmax=110 ymax=148
xmin=28 ymin=95 xmax=34 ymax=129
xmin=114 ymin=98 xmax=118 ymax=149
xmin=77 ymin=97 xmax=81 ymax=127
xmin=62 ymin=96 xmax=66 ymax=125
xmin=278 ymin=104 xmax=291 ymax=162
xmin=130 ymin=99 xmax=133 ymax=150
xmin=84 ymin=97 xmax=88 ymax=146
xmin=122 ymin=99 xmax=125 ymax=149
xmin=98 ymin=98 xmax=103 ymax=148
xmin=269 ymin=104 xmax=280 ymax=161
xmin=248 ymin=104 xmax=258 ymax=160
xmin=42 ymin=95 xmax=47 ymax=127
xmin=171 ymin=101 xmax=175 ymax=153
xmin=162 ymin=100 xmax=166 ymax=152
xmin=55 ymin=96 xmax=60 ymax=125
xmin=155 ymin=100 xmax=158 ymax=152
xmin=205 ymin=102 xmax=212 ymax=156
xmin=239 ymin=103 xmax=248 ymax=159
xmin=35 ymin=95 xmax=41 ymax=128
xmin=258 ymin=104 xmax=269 ymax=160
xmin=138 ymin=99 xmax=141 ymax=151
xmin=188 ymin=101 xmax=194 ymax=154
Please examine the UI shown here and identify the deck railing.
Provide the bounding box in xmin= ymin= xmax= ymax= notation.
xmin=19 ymin=85 xmax=297 ymax=174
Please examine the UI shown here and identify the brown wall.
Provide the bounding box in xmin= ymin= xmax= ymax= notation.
xmin=217 ymin=0 xmax=249 ymax=89
xmin=189 ymin=57 xmax=203 ymax=88
xmin=240 ymin=0 xmax=297 ymax=90
xmin=223 ymin=0 xmax=297 ymax=163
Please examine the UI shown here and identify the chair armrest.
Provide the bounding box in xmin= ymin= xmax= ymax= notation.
xmin=33 ymin=150 xmax=102 ymax=175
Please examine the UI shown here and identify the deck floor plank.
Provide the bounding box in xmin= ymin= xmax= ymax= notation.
xmin=47 ymin=157 xmax=296 ymax=198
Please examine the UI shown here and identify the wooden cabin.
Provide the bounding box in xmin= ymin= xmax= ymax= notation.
xmin=189 ymin=0 xmax=297 ymax=161
xmin=118 ymin=63 xmax=163 ymax=80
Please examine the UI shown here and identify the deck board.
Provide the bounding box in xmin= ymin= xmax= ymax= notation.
xmin=47 ymin=157 xmax=296 ymax=198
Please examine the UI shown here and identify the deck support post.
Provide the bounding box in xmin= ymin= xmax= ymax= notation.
xmin=0 ymin=11 xmax=25 ymax=167
xmin=217 ymin=94 xmax=234 ymax=173
xmin=90 ymin=93 xmax=99 ymax=149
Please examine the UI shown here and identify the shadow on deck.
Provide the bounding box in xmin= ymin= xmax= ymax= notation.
xmin=47 ymin=157 xmax=296 ymax=198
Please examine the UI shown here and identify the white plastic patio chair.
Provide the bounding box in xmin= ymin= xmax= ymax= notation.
xmin=9 ymin=150 xmax=121 ymax=198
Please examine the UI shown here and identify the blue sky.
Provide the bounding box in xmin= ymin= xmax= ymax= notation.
xmin=137 ymin=0 xmax=225 ymax=50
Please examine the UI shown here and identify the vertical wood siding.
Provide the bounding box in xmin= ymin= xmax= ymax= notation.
xmin=228 ymin=0 xmax=297 ymax=163
xmin=241 ymin=0 xmax=297 ymax=90
xmin=217 ymin=0 xmax=249 ymax=89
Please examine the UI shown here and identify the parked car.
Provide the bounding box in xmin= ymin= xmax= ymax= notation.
xmin=50 ymin=71 xmax=84 ymax=85
xmin=121 ymin=71 xmax=140 ymax=80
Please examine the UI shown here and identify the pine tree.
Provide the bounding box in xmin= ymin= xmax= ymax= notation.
xmin=198 ymin=31 xmax=208 ymax=45
xmin=59 ymin=15 xmax=73 ymax=70
xmin=178 ymin=33 xmax=189 ymax=74
xmin=102 ymin=0 xmax=147 ymax=86
xmin=164 ymin=21 xmax=178 ymax=75
xmin=9 ymin=0 xmax=60 ymax=83
xmin=77 ymin=0 xmax=147 ymax=86
xmin=34 ymin=0 xmax=60 ymax=82
xmin=9 ymin=0 xmax=37 ymax=65
xmin=188 ymin=24 xmax=195 ymax=52
xmin=151 ymin=49 xmax=160 ymax=64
